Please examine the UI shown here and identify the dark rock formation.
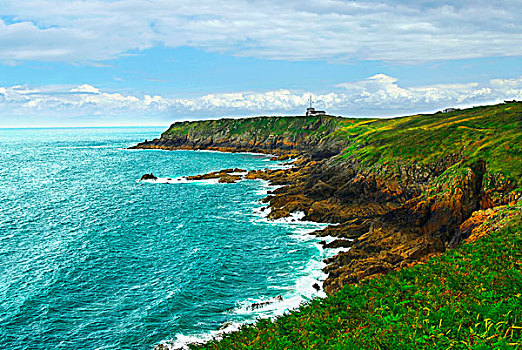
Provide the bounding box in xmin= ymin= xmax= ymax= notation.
xmin=140 ymin=173 xmax=157 ymax=181
xmin=250 ymin=295 xmax=283 ymax=310
xmin=185 ymin=168 xmax=246 ymax=183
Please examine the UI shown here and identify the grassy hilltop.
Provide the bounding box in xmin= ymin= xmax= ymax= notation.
xmin=143 ymin=102 xmax=521 ymax=349
xmin=161 ymin=115 xmax=345 ymax=140
xmin=331 ymin=103 xmax=521 ymax=185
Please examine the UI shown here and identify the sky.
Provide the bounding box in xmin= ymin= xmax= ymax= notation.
xmin=0 ymin=0 xmax=521 ymax=127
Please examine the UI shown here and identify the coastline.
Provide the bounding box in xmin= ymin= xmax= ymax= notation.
xmin=144 ymin=165 xmax=337 ymax=350
xmin=133 ymin=148 xmax=377 ymax=349
xmin=132 ymin=104 xmax=521 ymax=348
xmin=131 ymin=104 xmax=520 ymax=292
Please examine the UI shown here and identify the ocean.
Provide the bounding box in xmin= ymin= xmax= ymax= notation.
xmin=0 ymin=127 xmax=332 ymax=349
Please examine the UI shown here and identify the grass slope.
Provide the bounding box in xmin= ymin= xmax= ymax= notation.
xmin=162 ymin=102 xmax=521 ymax=184
xmin=198 ymin=213 xmax=521 ymax=349
xmin=333 ymin=102 xmax=521 ymax=185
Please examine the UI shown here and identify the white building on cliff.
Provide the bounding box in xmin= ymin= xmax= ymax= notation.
xmin=306 ymin=96 xmax=326 ymax=116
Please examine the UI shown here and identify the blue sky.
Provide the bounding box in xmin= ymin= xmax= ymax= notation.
xmin=0 ymin=0 xmax=521 ymax=127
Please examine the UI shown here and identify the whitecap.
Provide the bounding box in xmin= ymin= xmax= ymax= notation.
xmin=156 ymin=167 xmax=345 ymax=350
xmin=157 ymin=322 xmax=244 ymax=350
xmin=140 ymin=177 xmax=221 ymax=185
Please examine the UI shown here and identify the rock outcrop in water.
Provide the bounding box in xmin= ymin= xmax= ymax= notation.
xmin=140 ymin=173 xmax=157 ymax=181
xmin=186 ymin=168 xmax=246 ymax=183
xmin=133 ymin=102 xmax=521 ymax=294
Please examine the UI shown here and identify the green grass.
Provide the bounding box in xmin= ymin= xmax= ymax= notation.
xmin=162 ymin=115 xmax=346 ymax=141
xmin=197 ymin=213 xmax=522 ymax=349
xmin=335 ymin=103 xmax=522 ymax=185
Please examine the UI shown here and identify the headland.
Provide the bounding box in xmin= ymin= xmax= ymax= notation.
xmin=132 ymin=102 xmax=522 ymax=348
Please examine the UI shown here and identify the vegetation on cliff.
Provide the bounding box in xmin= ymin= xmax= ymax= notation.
xmin=135 ymin=115 xmax=348 ymax=158
xmin=333 ymin=102 xmax=521 ymax=185
xmin=137 ymin=102 xmax=521 ymax=349
xmin=161 ymin=115 xmax=345 ymax=140
xmin=136 ymin=103 xmax=520 ymax=186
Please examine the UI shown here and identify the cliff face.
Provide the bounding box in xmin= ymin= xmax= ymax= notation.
xmin=131 ymin=115 xmax=348 ymax=159
xmin=133 ymin=102 xmax=521 ymax=294
xmin=246 ymin=154 xmax=518 ymax=294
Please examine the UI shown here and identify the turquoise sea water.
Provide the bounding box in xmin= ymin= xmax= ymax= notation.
xmin=0 ymin=128 xmax=329 ymax=349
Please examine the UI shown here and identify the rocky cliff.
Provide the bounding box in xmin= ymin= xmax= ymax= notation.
xmin=133 ymin=102 xmax=521 ymax=294
xmin=131 ymin=115 xmax=348 ymax=159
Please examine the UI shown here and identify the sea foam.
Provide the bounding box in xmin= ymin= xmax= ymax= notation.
xmin=143 ymin=156 xmax=344 ymax=350
xmin=157 ymin=181 xmax=343 ymax=350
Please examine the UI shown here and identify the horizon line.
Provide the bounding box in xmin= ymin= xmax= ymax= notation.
xmin=0 ymin=100 xmax=515 ymax=129
xmin=0 ymin=125 xmax=170 ymax=129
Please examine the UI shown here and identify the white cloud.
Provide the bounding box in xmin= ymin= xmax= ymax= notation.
xmin=0 ymin=0 xmax=521 ymax=63
xmin=70 ymin=85 xmax=100 ymax=93
xmin=0 ymin=75 xmax=521 ymax=126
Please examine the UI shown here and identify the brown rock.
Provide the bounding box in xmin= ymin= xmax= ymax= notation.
xmin=322 ymin=239 xmax=354 ymax=249
xmin=218 ymin=174 xmax=242 ymax=183
xmin=140 ymin=173 xmax=157 ymax=181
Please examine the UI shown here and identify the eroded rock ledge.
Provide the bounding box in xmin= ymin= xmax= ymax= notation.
xmin=186 ymin=168 xmax=246 ymax=183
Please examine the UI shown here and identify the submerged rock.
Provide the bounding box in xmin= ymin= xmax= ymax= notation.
xmin=250 ymin=295 xmax=283 ymax=310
